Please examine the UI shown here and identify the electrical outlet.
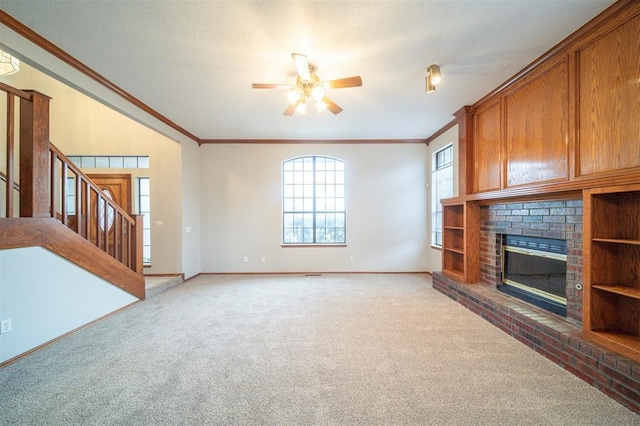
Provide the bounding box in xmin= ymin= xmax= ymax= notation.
xmin=260 ymin=256 xmax=266 ymax=263
xmin=1 ymin=318 xmax=12 ymax=334
xmin=243 ymin=256 xmax=249 ymax=263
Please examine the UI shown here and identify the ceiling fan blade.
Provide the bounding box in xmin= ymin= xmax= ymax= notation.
xmin=252 ymin=83 xmax=293 ymax=89
xmin=283 ymin=104 xmax=296 ymax=116
xmin=323 ymin=76 xmax=363 ymax=89
xmin=291 ymin=53 xmax=311 ymax=81
xmin=321 ymin=96 xmax=343 ymax=115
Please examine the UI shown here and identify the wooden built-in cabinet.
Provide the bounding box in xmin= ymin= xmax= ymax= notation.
xmin=442 ymin=199 xmax=479 ymax=283
xmin=583 ymin=184 xmax=640 ymax=362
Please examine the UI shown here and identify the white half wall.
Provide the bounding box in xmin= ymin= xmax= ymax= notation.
xmin=200 ymin=143 xmax=430 ymax=273
xmin=0 ymin=247 xmax=138 ymax=364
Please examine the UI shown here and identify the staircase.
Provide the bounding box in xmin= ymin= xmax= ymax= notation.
xmin=0 ymin=82 xmax=145 ymax=299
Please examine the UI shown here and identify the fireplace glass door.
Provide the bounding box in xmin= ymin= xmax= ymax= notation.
xmin=501 ymin=235 xmax=567 ymax=316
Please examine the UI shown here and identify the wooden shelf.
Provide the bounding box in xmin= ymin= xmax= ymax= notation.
xmin=589 ymin=330 xmax=640 ymax=346
xmin=592 ymin=285 xmax=640 ymax=300
xmin=593 ymin=238 xmax=640 ymax=245
xmin=583 ymin=184 xmax=640 ymax=362
xmin=444 ymin=247 xmax=465 ymax=255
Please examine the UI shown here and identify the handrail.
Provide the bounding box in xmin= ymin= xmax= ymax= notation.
xmin=49 ymin=144 xmax=133 ymax=221
xmin=0 ymin=81 xmax=32 ymax=100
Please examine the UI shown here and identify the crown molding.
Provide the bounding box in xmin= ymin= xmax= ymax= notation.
xmin=200 ymin=139 xmax=427 ymax=144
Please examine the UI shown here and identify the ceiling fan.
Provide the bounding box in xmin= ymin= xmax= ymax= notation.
xmin=252 ymin=53 xmax=362 ymax=116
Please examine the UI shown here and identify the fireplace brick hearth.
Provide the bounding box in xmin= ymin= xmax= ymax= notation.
xmin=432 ymin=198 xmax=640 ymax=413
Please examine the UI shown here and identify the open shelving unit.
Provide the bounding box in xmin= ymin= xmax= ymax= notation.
xmin=441 ymin=199 xmax=479 ymax=283
xmin=583 ymin=184 xmax=640 ymax=362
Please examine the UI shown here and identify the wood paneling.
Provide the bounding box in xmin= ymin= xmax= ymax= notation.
xmin=454 ymin=106 xmax=475 ymax=196
xmin=505 ymin=59 xmax=569 ymax=187
xmin=474 ymin=102 xmax=501 ymax=193
xmin=577 ymin=14 xmax=640 ymax=177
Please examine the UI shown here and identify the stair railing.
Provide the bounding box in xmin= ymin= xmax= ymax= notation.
xmin=1 ymin=82 xmax=143 ymax=275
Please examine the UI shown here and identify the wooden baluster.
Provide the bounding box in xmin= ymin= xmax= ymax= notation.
xmin=86 ymin=184 xmax=92 ymax=244
xmin=5 ymin=94 xmax=15 ymax=218
xmin=61 ymin=161 xmax=68 ymax=225
xmin=76 ymin=172 xmax=82 ymax=234
xmin=20 ymin=91 xmax=51 ymax=218
xmin=114 ymin=212 xmax=120 ymax=261
xmin=49 ymin=151 xmax=57 ymax=219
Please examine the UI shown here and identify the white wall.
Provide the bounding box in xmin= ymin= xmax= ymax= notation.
xmin=200 ymin=143 xmax=430 ymax=272
xmin=0 ymin=247 xmax=138 ymax=363
xmin=425 ymin=125 xmax=459 ymax=274
xmin=181 ymin=140 xmax=201 ymax=279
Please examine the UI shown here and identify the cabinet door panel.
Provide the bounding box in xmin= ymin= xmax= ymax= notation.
xmin=474 ymin=102 xmax=502 ymax=193
xmin=577 ymin=15 xmax=640 ymax=177
xmin=505 ymin=60 xmax=569 ymax=187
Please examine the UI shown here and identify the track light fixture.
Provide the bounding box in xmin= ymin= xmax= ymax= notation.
xmin=425 ymin=64 xmax=441 ymax=93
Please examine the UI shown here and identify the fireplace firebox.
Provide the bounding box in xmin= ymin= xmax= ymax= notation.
xmin=500 ymin=235 xmax=567 ymax=316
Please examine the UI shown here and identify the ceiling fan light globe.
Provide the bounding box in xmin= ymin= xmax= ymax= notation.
xmin=295 ymin=100 xmax=307 ymax=114
xmin=316 ymin=100 xmax=327 ymax=112
xmin=287 ymin=90 xmax=301 ymax=105
xmin=311 ymin=86 xmax=325 ymax=101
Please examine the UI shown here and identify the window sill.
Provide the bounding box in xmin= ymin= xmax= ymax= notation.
xmin=430 ymin=245 xmax=443 ymax=251
xmin=281 ymin=244 xmax=348 ymax=248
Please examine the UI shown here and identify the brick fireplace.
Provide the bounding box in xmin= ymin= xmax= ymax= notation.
xmin=479 ymin=199 xmax=583 ymax=324
xmin=432 ymin=198 xmax=640 ymax=413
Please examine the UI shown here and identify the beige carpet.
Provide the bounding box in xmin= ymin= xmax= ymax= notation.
xmin=0 ymin=274 xmax=638 ymax=425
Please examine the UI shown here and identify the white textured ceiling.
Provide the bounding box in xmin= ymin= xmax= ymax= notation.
xmin=0 ymin=1 xmax=614 ymax=142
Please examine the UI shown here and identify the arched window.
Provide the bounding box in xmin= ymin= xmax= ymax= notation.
xmin=282 ymin=156 xmax=346 ymax=244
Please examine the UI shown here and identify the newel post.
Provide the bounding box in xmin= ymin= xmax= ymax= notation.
xmin=132 ymin=214 xmax=144 ymax=275
xmin=20 ymin=91 xmax=52 ymax=218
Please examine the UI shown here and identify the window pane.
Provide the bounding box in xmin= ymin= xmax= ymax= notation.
xmin=123 ymin=157 xmax=138 ymax=168
xmin=109 ymin=157 xmax=124 ymax=168
xmin=303 ymin=198 xmax=313 ymax=211
xmin=284 ymin=184 xmax=294 ymax=197
xmin=284 ymin=198 xmax=294 ymax=211
xmin=138 ymin=157 xmax=150 ymax=168
xmin=81 ymin=157 xmax=95 ymax=168
xmin=95 ymin=156 xmax=109 ymax=168
xmin=140 ymin=178 xmax=150 ymax=195
xmin=140 ymin=195 xmax=150 ymax=212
